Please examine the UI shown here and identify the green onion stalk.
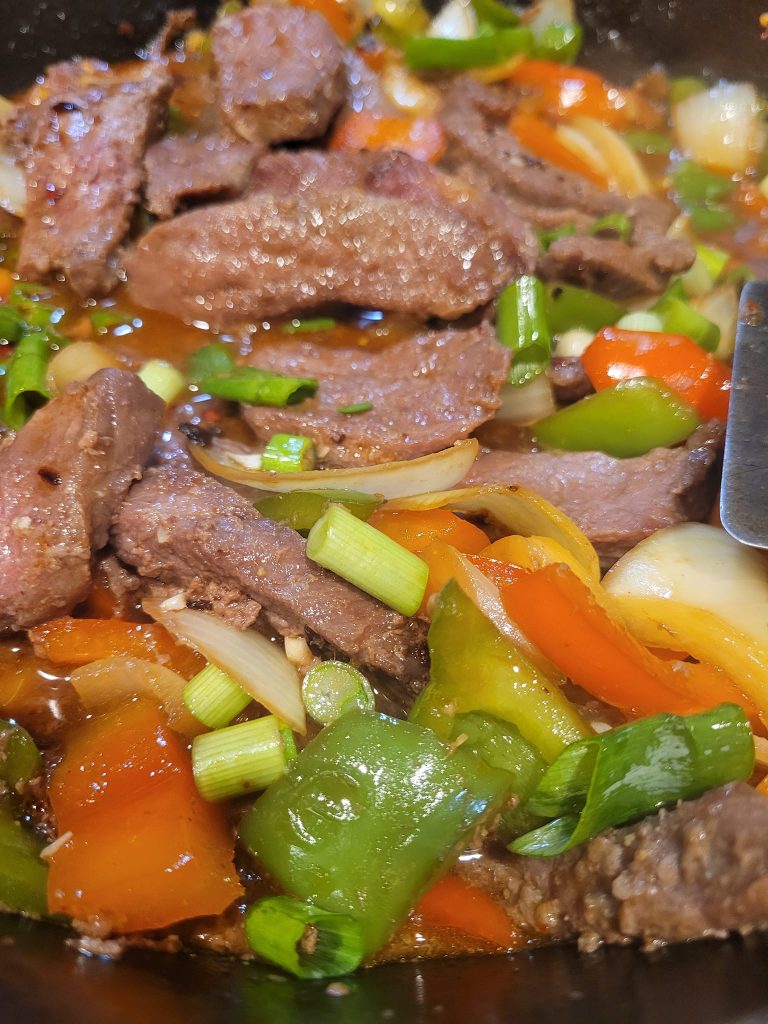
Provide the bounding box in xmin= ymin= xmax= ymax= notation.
xmin=496 ymin=275 xmax=553 ymax=387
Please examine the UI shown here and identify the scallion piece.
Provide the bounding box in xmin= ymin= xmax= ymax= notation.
xmin=261 ymin=433 xmax=317 ymax=473
xmin=615 ymin=311 xmax=664 ymax=332
xmin=337 ymin=401 xmax=373 ymax=415
xmin=3 ymin=332 xmax=51 ymax=429
xmin=186 ymin=342 xmax=234 ymax=384
xmin=404 ymin=27 xmax=534 ymax=71
xmin=588 ymin=213 xmax=632 ymax=243
xmin=255 ymin=489 xmax=382 ymax=533
xmin=533 ymin=21 xmax=582 ymax=64
xmin=538 ymin=224 xmax=577 ymax=251
xmin=306 ymin=504 xmax=428 ymax=616
xmin=183 ymin=663 xmax=251 ymax=729
xmin=302 ymin=661 xmax=375 ymax=725
xmin=510 ymin=703 xmax=754 ymax=857
xmin=496 ymin=274 xmax=552 ymax=387
xmin=281 ymin=317 xmax=337 ymax=335
xmin=623 ymin=130 xmax=673 ymax=156
xmin=137 ymin=359 xmax=187 ymax=404
xmin=680 ymin=243 xmax=730 ymax=298
xmin=0 ymin=306 xmax=24 ymax=344
xmin=199 ymin=366 xmax=318 ymax=407
xmin=191 ymin=715 xmax=291 ymax=801
xmin=544 ymin=283 xmax=626 ymax=335
xmin=245 ymin=896 xmax=365 ymax=979
xmin=654 ymin=293 xmax=720 ymax=351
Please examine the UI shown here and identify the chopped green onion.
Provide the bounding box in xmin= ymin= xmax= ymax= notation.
xmin=137 ymin=359 xmax=187 ymax=404
xmin=0 ymin=306 xmax=24 ymax=344
xmin=471 ymin=0 xmax=519 ymax=28
xmin=448 ymin=711 xmax=547 ymax=839
xmin=281 ymin=317 xmax=337 ymax=335
xmin=199 ymin=366 xmax=318 ymax=407
xmin=306 ymin=504 xmax=428 ymax=616
xmin=90 ymin=309 xmax=135 ymax=334
xmin=615 ymin=311 xmax=664 ymax=332
xmin=544 ymin=283 xmax=626 ymax=335
xmin=510 ymin=703 xmax=753 ymax=857
xmin=7 ymin=286 xmax=65 ymax=339
xmin=537 ymin=224 xmax=577 ymax=251
xmin=337 ymin=401 xmax=373 ymax=415
xmin=0 ymin=720 xmax=42 ymax=789
xmin=496 ymin=274 xmax=552 ymax=387
xmin=623 ymin=130 xmax=673 ymax=156
xmin=669 ymin=76 xmax=706 ymax=104
xmin=533 ymin=22 xmax=582 ymax=64
xmin=183 ymin=663 xmax=251 ymax=729
xmin=533 ymin=377 xmax=700 ymax=458
xmin=186 ymin=342 xmax=234 ymax=384
xmin=680 ymin=243 xmax=730 ymax=298
xmin=261 ymin=433 xmax=317 ymax=473
xmin=654 ymin=293 xmax=720 ymax=351
xmin=255 ymin=488 xmax=382 ymax=533
xmin=588 ymin=213 xmax=632 ymax=243
xmin=3 ymin=332 xmax=51 ymax=429
xmin=191 ymin=715 xmax=291 ymax=801
xmin=404 ymin=27 xmax=534 ymax=71
xmin=245 ymin=896 xmax=365 ymax=979
xmin=302 ymin=661 xmax=375 ymax=725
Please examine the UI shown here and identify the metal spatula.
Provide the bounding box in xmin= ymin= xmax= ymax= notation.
xmin=720 ymin=280 xmax=768 ymax=548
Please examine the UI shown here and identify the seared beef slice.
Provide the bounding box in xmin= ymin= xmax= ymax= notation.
xmin=463 ymin=424 xmax=722 ymax=562
xmin=113 ymin=455 xmax=428 ymax=684
xmin=212 ymin=6 xmax=346 ymax=144
xmin=244 ymin=324 xmax=510 ymax=466
xmin=144 ymin=133 xmax=261 ymax=219
xmin=126 ymin=150 xmax=535 ymax=326
xmin=0 ymin=370 xmax=163 ymax=632
xmin=458 ymin=783 xmax=768 ymax=950
xmin=18 ymin=63 xmax=171 ymax=297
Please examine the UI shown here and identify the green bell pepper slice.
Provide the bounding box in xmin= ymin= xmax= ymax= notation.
xmin=532 ymin=377 xmax=701 ymax=458
xmin=404 ymin=26 xmax=534 ymax=71
xmin=410 ymin=581 xmax=590 ymax=762
xmin=239 ymin=708 xmax=513 ymax=957
xmin=544 ymin=283 xmax=626 ymax=335
xmin=0 ymin=801 xmax=48 ymax=917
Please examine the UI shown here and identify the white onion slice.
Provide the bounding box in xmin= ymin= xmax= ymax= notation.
xmin=673 ymin=82 xmax=765 ymax=174
xmin=691 ymin=283 xmax=739 ymax=362
xmin=0 ymin=151 xmax=25 ymax=217
xmin=191 ymin=438 xmax=479 ymax=499
xmin=568 ymin=116 xmax=652 ymax=197
xmin=427 ymin=0 xmax=477 ymax=39
xmin=70 ymin=657 xmax=204 ymax=737
xmin=143 ymin=600 xmax=306 ymax=733
xmin=525 ymin=0 xmax=575 ymax=32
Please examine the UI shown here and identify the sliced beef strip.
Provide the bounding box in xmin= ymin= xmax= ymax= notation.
xmin=0 ymin=369 xmax=164 ymax=633
xmin=243 ymin=323 xmax=510 ymax=467
xmin=126 ymin=149 xmax=536 ymax=327
xmin=462 ymin=423 xmax=723 ymax=563
xmin=457 ymin=783 xmax=768 ymax=952
xmin=17 ymin=61 xmax=171 ymax=297
xmin=212 ymin=5 xmax=346 ymax=145
xmin=144 ymin=133 xmax=262 ymax=219
xmin=112 ymin=453 xmax=428 ymax=686
xmin=439 ymin=78 xmax=694 ymax=298
xmin=548 ymin=356 xmax=593 ymax=405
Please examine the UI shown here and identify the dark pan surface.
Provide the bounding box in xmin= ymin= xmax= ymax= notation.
xmin=1 ymin=2 xmax=767 ymax=1021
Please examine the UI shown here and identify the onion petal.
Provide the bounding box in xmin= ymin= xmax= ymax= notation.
xmin=191 ymin=438 xmax=479 ymax=499
xmin=382 ymin=484 xmax=601 ymax=581
xmin=70 ymin=657 xmax=205 ymax=737
xmin=143 ymin=600 xmax=306 ymax=734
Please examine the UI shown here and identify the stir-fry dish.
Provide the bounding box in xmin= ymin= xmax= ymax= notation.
xmin=1 ymin=0 xmax=768 ymax=980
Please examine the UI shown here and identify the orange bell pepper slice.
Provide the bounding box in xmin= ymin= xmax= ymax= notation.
xmin=28 ymin=617 xmax=203 ymax=676
xmin=582 ymin=327 xmax=732 ymax=422
xmin=290 ymin=0 xmax=363 ymax=41
xmin=368 ymin=508 xmax=490 ymax=555
xmin=330 ymin=112 xmax=446 ymax=163
xmin=508 ymin=111 xmax=607 ymax=187
xmin=47 ymin=698 xmax=243 ymax=932
xmin=508 ymin=60 xmax=661 ymax=129
xmin=415 ymin=874 xmax=521 ymax=948
xmin=498 ymin=562 xmax=757 ymax=720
